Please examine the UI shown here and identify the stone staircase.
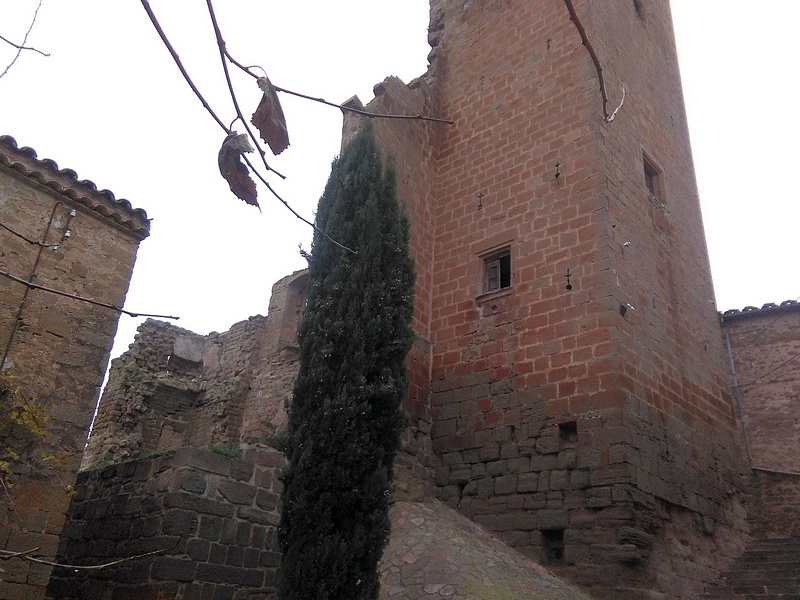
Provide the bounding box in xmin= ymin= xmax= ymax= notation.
xmin=702 ymin=538 xmax=800 ymax=599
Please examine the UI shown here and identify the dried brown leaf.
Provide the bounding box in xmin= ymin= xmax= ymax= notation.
xmin=251 ymin=76 xmax=290 ymax=155
xmin=218 ymin=132 xmax=258 ymax=208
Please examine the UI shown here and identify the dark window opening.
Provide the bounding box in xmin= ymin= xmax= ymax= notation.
xmin=643 ymin=154 xmax=662 ymax=203
xmin=485 ymin=251 xmax=511 ymax=292
xmin=542 ymin=529 xmax=565 ymax=565
xmin=559 ymin=420 xmax=578 ymax=444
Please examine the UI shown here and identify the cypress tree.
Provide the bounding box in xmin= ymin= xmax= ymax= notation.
xmin=277 ymin=123 xmax=415 ymax=600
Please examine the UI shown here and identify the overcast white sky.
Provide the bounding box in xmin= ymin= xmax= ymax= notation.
xmin=1 ymin=1 xmax=798 ymax=362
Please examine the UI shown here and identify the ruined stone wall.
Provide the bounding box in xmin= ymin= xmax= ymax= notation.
xmin=240 ymin=271 xmax=309 ymax=441
xmin=82 ymin=316 xmax=267 ymax=468
xmin=0 ymin=136 xmax=148 ymax=599
xmin=84 ymin=270 xmax=315 ymax=470
xmin=722 ymin=302 xmax=800 ymax=473
xmin=47 ymin=447 xmax=284 ymax=600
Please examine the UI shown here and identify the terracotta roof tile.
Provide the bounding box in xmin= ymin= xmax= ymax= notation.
xmin=0 ymin=135 xmax=150 ymax=239
xmin=720 ymin=299 xmax=799 ymax=320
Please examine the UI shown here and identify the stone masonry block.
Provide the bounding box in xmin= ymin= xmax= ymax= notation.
xmin=449 ymin=468 xmax=472 ymax=485
xmin=518 ymin=472 xmax=540 ymax=493
xmin=210 ymin=542 xmax=227 ymax=564
xmin=479 ymin=445 xmax=500 ymax=462
xmin=199 ymin=515 xmax=223 ymax=541
xmin=254 ymin=467 xmax=273 ymax=489
xmin=557 ymin=448 xmax=578 ymax=469
xmin=570 ymin=470 xmax=591 ymax=489
xmin=169 ymin=449 xmax=231 ymax=477
xmin=538 ymin=509 xmax=569 ymax=530
xmin=238 ymin=506 xmax=279 ymax=527
xmin=550 ymin=470 xmax=569 ymax=490
xmin=230 ymin=460 xmax=255 ymax=482
xmin=173 ymin=335 xmax=204 ymax=363
xmin=530 ymin=454 xmax=558 ymax=472
xmin=162 ymin=509 xmax=198 ymax=536
xmin=195 ymin=563 xmax=264 ymax=587
xmin=175 ymin=469 xmax=207 ymax=495
xmin=477 ymin=478 xmax=495 ymax=497
xmin=227 ymin=545 xmax=245 ymax=567
xmin=151 ymin=557 xmax=197 ymax=582
xmin=486 ymin=460 xmax=507 ymax=476
xmin=186 ymin=538 xmax=211 ymax=562
xmin=217 ymin=480 xmax=257 ymax=505
xmin=536 ymin=436 xmax=561 ymax=455
xmin=163 ymin=492 xmax=235 ymax=518
xmin=236 ymin=522 xmax=251 ymax=546
xmin=462 ymin=449 xmax=480 ymax=464
xmin=495 ymin=474 xmax=518 ymax=495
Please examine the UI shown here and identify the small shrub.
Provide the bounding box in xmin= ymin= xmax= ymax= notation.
xmin=208 ymin=442 xmax=241 ymax=459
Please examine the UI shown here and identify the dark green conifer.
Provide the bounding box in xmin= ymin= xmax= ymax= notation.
xmin=277 ymin=123 xmax=415 ymax=600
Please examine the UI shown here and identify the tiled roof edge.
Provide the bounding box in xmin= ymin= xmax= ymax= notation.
xmin=0 ymin=135 xmax=150 ymax=239
xmin=720 ymin=299 xmax=800 ymax=321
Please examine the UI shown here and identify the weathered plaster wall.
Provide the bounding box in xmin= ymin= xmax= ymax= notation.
xmin=0 ymin=136 xmax=148 ymax=599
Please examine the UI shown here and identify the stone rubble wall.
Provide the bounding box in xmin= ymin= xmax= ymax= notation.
xmin=83 ymin=270 xmax=315 ymax=470
xmin=47 ymin=447 xmax=284 ymax=600
xmin=81 ymin=316 xmax=268 ymax=469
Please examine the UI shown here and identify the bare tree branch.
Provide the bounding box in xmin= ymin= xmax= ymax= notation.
xmin=0 ymin=268 xmax=180 ymax=320
xmin=562 ymin=0 xmax=624 ymax=123
xmin=138 ymin=0 xmax=372 ymax=253
xmin=204 ymin=0 xmax=284 ymax=179
xmin=225 ymin=51 xmax=455 ymax=125
xmin=242 ymin=156 xmax=356 ymax=254
xmin=0 ymin=0 xmax=47 ymax=80
xmin=139 ymin=0 xmax=230 ymax=133
xmin=0 ymin=34 xmax=49 ymax=57
xmin=275 ymin=85 xmax=455 ymax=124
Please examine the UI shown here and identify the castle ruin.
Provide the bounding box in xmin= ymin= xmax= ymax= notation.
xmin=2 ymin=1 xmax=799 ymax=599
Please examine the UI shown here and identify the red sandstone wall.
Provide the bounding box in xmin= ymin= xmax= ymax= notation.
xmin=357 ymin=1 xmax=748 ymax=597
xmin=750 ymin=470 xmax=800 ymax=539
xmin=722 ymin=303 xmax=800 ymax=473
xmin=0 ymin=138 xmax=148 ymax=599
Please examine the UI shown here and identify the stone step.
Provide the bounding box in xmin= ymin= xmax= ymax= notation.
xmin=699 ymin=537 xmax=800 ymax=599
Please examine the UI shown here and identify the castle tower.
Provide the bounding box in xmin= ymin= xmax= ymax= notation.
xmin=355 ymin=1 xmax=749 ymax=597
xmin=0 ymin=136 xmax=149 ymax=599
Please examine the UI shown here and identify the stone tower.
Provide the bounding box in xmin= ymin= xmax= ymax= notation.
xmin=349 ymin=0 xmax=749 ymax=597
xmin=0 ymin=135 xmax=149 ymax=599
